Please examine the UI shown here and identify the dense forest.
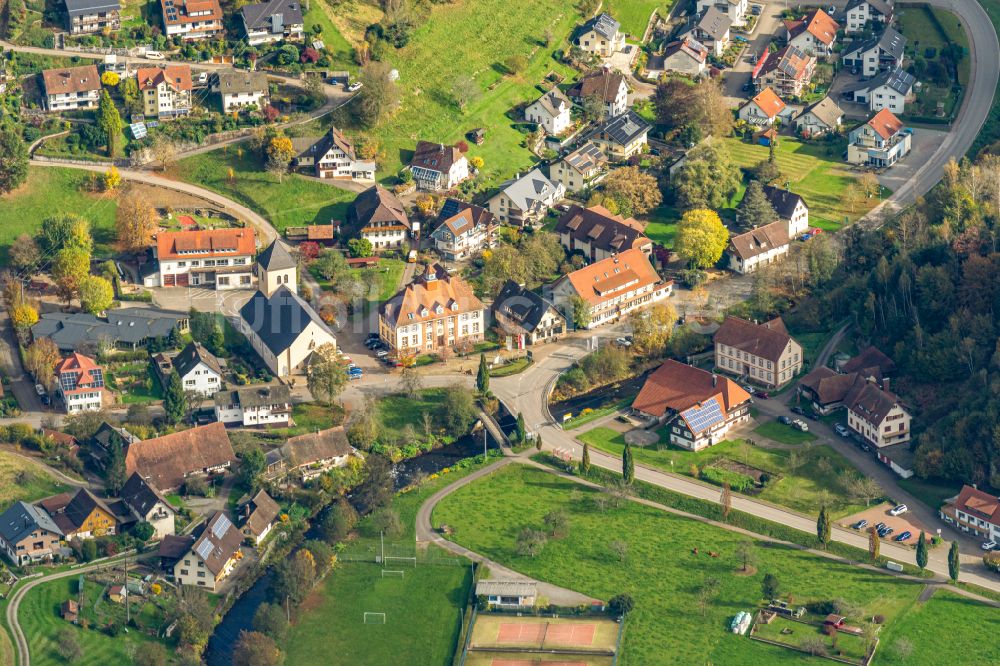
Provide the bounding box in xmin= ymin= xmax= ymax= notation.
xmin=788 ymin=156 xmax=1000 ymax=489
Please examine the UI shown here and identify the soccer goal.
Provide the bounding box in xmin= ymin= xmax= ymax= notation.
xmin=381 ymin=570 xmax=405 ymax=579
xmin=383 ymin=556 xmax=417 ymax=567
xmin=363 ymin=612 xmax=386 ymax=624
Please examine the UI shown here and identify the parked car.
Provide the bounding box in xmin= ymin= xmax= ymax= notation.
xmin=615 ymin=337 xmax=632 ymax=347
xmin=982 ymin=540 xmax=998 ymax=551
xmin=778 ymin=415 xmax=792 ymax=425
xmin=754 ymin=389 xmax=770 ymax=399
xmin=835 ymin=424 xmax=850 ymax=438
xmin=366 ymin=333 xmax=379 ymax=341
xmin=895 ymin=531 xmax=912 ymax=542
xmin=875 ymin=522 xmax=887 ymax=531
xmin=853 ymin=519 xmax=868 ymax=530
xmin=347 ymin=81 xmax=363 ymax=92
xmin=144 ymin=51 xmax=165 ymax=60
xmin=889 ymin=504 xmax=908 ymax=516
xmin=375 ymin=350 xmax=389 ymax=358
xmin=859 ymin=442 xmax=872 ymax=452
xmin=791 ymin=419 xmax=809 ymax=432
xmin=882 ymin=527 xmax=895 ymax=537
xmin=751 ymin=5 xmax=762 ymax=14
xmin=40 ymin=394 xmax=51 ymax=406
xmin=790 ymin=406 xmax=806 ymax=416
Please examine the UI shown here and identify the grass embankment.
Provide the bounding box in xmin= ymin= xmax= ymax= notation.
xmin=577 ymin=428 xmax=871 ymax=517
xmin=602 ymin=1 xmax=671 ymax=37
xmin=432 ymin=464 xmax=970 ymax=665
xmin=753 ymin=420 xmax=817 ymax=445
xmin=720 ymin=137 xmax=884 ymax=230
xmin=0 ymin=167 xmax=118 ymax=260
xmin=0 ymin=452 xmax=70 ymax=512
xmin=489 ymin=357 xmax=532 ymax=377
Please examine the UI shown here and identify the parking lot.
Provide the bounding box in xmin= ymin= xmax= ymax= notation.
xmin=837 ymin=502 xmax=932 ymax=546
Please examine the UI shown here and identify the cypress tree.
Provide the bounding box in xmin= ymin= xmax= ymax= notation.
xmin=579 ymin=442 xmax=591 ymax=475
xmin=164 ymin=371 xmax=187 ymax=424
xmin=916 ymin=532 xmax=928 ymax=571
xmin=622 ymin=442 xmax=634 ymax=485
xmin=515 ymin=412 xmax=526 ymax=444
xmin=817 ymin=505 xmax=831 ymax=547
xmin=476 ymin=353 xmax=489 ymax=393
xmin=948 ymin=541 xmax=960 ymax=581
xmin=868 ymin=526 xmax=880 ymax=562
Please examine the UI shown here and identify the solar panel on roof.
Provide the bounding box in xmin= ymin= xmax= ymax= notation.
xmin=130 ymin=122 xmax=147 ymax=139
xmin=60 ymin=372 xmax=78 ymax=392
xmin=195 ymin=538 xmax=214 ymax=560
xmin=212 ymin=513 xmax=232 ymax=538
xmin=681 ymin=397 xmax=725 ymax=434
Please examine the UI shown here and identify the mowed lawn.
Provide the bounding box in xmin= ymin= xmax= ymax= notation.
xmin=0 ymin=167 xmax=118 ymax=260
xmin=359 ymin=0 xmax=585 ymax=181
xmin=753 ymin=420 xmax=817 ymax=445
xmin=0 ymin=452 xmax=70 ymax=512
xmin=577 ymin=428 xmax=872 ymax=517
xmin=720 ymin=137 xmax=882 ymax=230
xmin=602 ymin=0 xmax=671 ymax=36
xmin=433 ymin=465 xmax=939 ymax=665
xmin=19 ymin=577 xmax=174 ymax=666
xmin=173 ymin=150 xmax=356 ymax=232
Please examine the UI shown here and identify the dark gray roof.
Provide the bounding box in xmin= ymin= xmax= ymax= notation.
xmin=239 ymin=286 xmax=334 ymax=356
xmin=215 ymin=69 xmax=269 ymax=95
xmin=121 ymin=472 xmax=172 ymax=518
xmin=64 ymin=0 xmax=120 ymax=18
xmin=698 ymin=7 xmax=733 ymax=40
xmin=495 ymin=169 xmax=561 ymax=213
xmin=851 ymin=67 xmax=915 ymax=96
xmin=580 ymin=12 xmax=620 ymax=40
xmin=494 ymin=281 xmax=562 ymax=333
xmin=257 ymin=239 xmax=297 ymax=272
xmin=846 ymin=0 xmax=893 ymax=17
xmin=214 ymin=384 xmax=291 ymax=408
xmin=172 ymin=342 xmax=223 ymax=380
xmin=845 ymin=26 xmax=905 ymax=61
xmin=593 ymin=110 xmax=651 ymax=146
xmin=799 ymin=96 xmax=843 ymax=128
xmin=241 ymin=0 xmax=303 ymax=32
xmin=762 ymin=185 xmax=807 ymax=219
xmin=0 ymin=501 xmax=62 ymax=545
xmin=31 ymin=308 xmax=186 ymax=351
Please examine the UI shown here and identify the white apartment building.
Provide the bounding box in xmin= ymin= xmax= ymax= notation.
xmin=214 ymin=385 xmax=292 ymax=427
xmin=149 ymin=228 xmax=255 ymax=289
xmin=41 ymin=65 xmax=101 ymax=112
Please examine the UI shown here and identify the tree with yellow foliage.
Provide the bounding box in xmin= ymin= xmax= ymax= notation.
xmin=103 ymin=165 xmax=121 ymax=192
xmin=10 ymin=303 xmax=39 ymax=330
xmin=674 ymin=209 xmax=729 ymax=269
xmin=266 ymin=135 xmax=294 ymax=182
xmin=116 ymin=189 xmax=159 ymax=251
xmin=469 ymin=155 xmax=484 ymax=170
xmin=100 ymin=71 xmax=120 ymax=87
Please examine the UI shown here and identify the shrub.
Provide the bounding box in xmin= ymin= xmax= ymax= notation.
xmin=699 ymin=467 xmax=754 ymax=493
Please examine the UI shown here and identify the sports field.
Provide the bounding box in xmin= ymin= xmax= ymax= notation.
xmin=463 ymin=653 xmax=615 ymax=666
xmin=469 ymin=614 xmax=619 ymax=654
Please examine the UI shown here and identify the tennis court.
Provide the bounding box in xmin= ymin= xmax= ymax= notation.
xmin=462 ymin=652 xmax=614 ymax=666
xmin=468 ymin=614 xmax=619 ymax=654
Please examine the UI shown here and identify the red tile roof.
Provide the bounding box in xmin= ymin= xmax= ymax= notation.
xmin=750 ymin=87 xmax=786 ymax=117
xmin=786 ymin=9 xmax=839 ymax=46
xmin=866 ymin=108 xmax=904 ymax=140
xmin=54 ymin=353 xmax=104 ymax=395
xmin=714 ymin=317 xmax=794 ymax=364
xmin=633 ymin=360 xmax=751 ymax=418
xmin=562 ymin=248 xmax=663 ymax=306
xmin=380 ymin=265 xmax=484 ymax=328
xmin=124 ymin=422 xmax=236 ymax=491
xmin=42 ymin=65 xmax=100 ymax=95
xmin=950 ymin=485 xmax=1000 ymax=524
xmin=136 ymin=65 xmax=193 ymax=92
xmin=155 ymin=228 xmax=256 ymax=261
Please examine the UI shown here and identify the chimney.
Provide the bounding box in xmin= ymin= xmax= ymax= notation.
xmin=712 ymin=374 xmax=717 ymax=388
xmin=882 ymin=378 xmax=890 ymax=392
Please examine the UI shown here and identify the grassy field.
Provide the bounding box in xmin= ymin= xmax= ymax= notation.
xmin=306 ymin=1 xmax=355 ymax=71
xmin=897 ymin=4 xmax=970 ymax=118
xmin=173 ymin=151 xmax=356 ymax=232
xmin=577 ymin=428 xmax=871 ymax=517
xmin=720 ymin=137 xmax=883 ymax=230
xmin=0 ymin=452 xmax=70 ymax=512
xmin=640 ymin=203 xmax=681 ymax=248
xmin=0 ymin=167 xmax=118 ymax=260
xmin=753 ymin=613 xmax=868 ymax=662
xmin=375 ymin=388 xmax=451 ymax=441
xmin=753 ymin=420 xmax=817 ymax=445
xmin=432 ymin=464 xmax=943 ymax=665
xmin=874 ymin=589 xmax=1000 ymax=665
xmin=602 ymin=1 xmax=671 ymax=37
xmin=19 ymin=577 xmax=174 ymax=666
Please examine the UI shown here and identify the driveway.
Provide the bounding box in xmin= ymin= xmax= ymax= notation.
xmin=151 ymin=286 xmax=255 ymax=317
xmin=875 ymin=127 xmax=948 ymax=192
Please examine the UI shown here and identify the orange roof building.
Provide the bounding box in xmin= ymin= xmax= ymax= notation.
xmin=150 ymin=228 xmax=256 ymax=290
xmin=551 ymin=248 xmax=673 ymax=329
xmin=54 ymin=353 xmax=106 ymax=414
xmin=941 ymin=486 xmax=1000 ymax=541
xmin=41 ymin=65 xmax=101 ymax=112
xmin=739 ymin=87 xmax=786 ymax=124
xmin=378 ymin=264 xmax=486 ymax=356
xmin=160 ymin=0 xmax=224 ymax=40
xmin=136 ymin=65 xmax=193 ymax=119
xmin=784 ymin=8 xmax=839 ymax=53
xmin=632 ymin=360 xmax=752 ymax=451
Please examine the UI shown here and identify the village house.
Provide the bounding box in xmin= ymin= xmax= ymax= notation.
xmin=290 ymin=127 xmax=375 ymax=181
xmin=690 ymin=7 xmax=732 ymax=57
xmin=119 ymin=472 xmax=175 ymax=539
xmin=378 ymin=265 xmax=486 ymax=355
xmin=266 ymin=426 xmax=354 ymax=481
xmin=347 ymin=185 xmax=414 ymax=250
xmin=783 ymin=8 xmax=839 ymax=56
xmin=429 ymin=199 xmax=497 ymax=261
xmin=738 ymin=87 xmax=787 ymax=125
xmin=940 ymin=485 xmax=1000 ymax=542
xmin=842 ymin=67 xmax=916 ymax=114
xmin=632 ymin=360 xmax=752 ymax=451
xmin=549 ymin=142 xmax=608 ymax=193
xmin=847 ymin=108 xmax=912 ymax=167
xmin=551 ymin=248 xmax=673 ymax=329
xmin=125 ymin=421 xmax=237 ymax=492
xmin=171 ymin=511 xmax=243 ymax=590
xmin=587 ymin=110 xmax=650 ymax=159
xmin=714 ymin=316 xmax=802 ymax=389
xmin=799 ymin=347 xmax=895 ymax=414
xmin=726 ymin=220 xmax=790 ymax=274
xmin=0 ymin=502 xmax=63 ymax=565
xmin=841 ymin=27 xmax=906 ymax=78
xmin=756 ymin=45 xmax=816 ymax=99
xmin=525 ymin=88 xmax=573 ymax=136
xmin=255 ymin=239 xmax=298 ymax=297
xmin=240 ymin=0 xmax=304 ymax=45
xmin=555 ymin=204 xmax=652 ymax=262
xmin=573 ymin=12 xmax=626 ymax=57
xmin=476 ymin=580 xmax=538 ymax=609
xmin=844 ymin=0 xmax=894 ymax=33
xmin=136 ymin=65 xmax=192 ymax=119
xmin=37 ymin=489 xmax=117 ymax=540
xmin=486 ymin=169 xmax=565 ymax=227
xmin=696 ymin=0 xmax=748 ymax=27
xmin=493 ymin=281 xmax=566 ymax=347
xmin=239 ymin=286 xmax=337 ymax=377
xmin=160 ymin=0 xmax=224 ymax=40
xmin=567 ymin=68 xmax=629 ymax=118
xmin=89 ymin=422 xmax=141 ymax=472
xmin=761 ymin=185 xmax=810 ymax=237
xmin=54 ymin=353 xmax=106 ymax=414
xmin=214 ymin=384 xmax=292 ymax=428
xmin=239 ymin=490 xmax=281 ymax=545
xmin=147 ymin=227 xmax=255 ymax=289
xmin=408 ymin=141 xmax=470 ymax=191
xmin=213 ymin=69 xmax=269 ymax=111
xmin=32 ymin=308 xmax=189 ymax=353
xmin=659 ymin=37 xmax=709 ymax=78
xmin=845 ymin=379 xmax=910 ymax=448
xmin=167 ymin=342 xmax=224 ymax=397
xmin=41 ymin=65 xmax=101 ymax=112
xmin=794 ymin=96 xmax=844 ymax=136
xmin=64 ymin=0 xmax=120 ymax=34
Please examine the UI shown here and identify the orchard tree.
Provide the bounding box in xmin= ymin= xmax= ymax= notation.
xmin=602 ymin=166 xmax=663 ymax=216
xmin=672 ymin=142 xmax=741 ymax=210
xmin=675 ymin=209 xmax=729 ymax=269
xmin=347 ymin=237 xmax=373 ymax=258
xmin=78 ymin=275 xmax=114 ymax=314
xmin=9 ymin=235 xmax=41 ymax=273
xmin=0 ymin=128 xmax=29 ymax=195
xmin=356 ymin=61 xmax=400 ymax=127
xmin=116 ymin=189 xmax=159 ymax=251
xmin=266 ymin=135 xmax=295 ymax=182
xmin=452 ymin=74 xmax=482 ymax=110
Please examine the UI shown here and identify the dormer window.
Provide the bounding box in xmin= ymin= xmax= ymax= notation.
xmin=421 ymin=308 xmax=429 ymax=317
xmin=407 ymin=313 xmax=414 ymax=320
xmin=435 ymin=305 xmax=444 ymax=315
